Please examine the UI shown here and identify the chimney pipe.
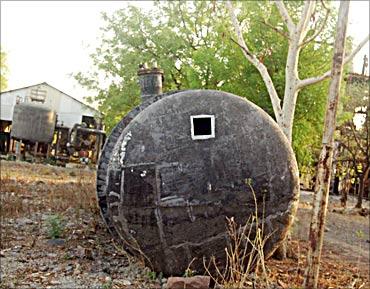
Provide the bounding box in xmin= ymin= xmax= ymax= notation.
xmin=138 ymin=63 xmax=164 ymax=102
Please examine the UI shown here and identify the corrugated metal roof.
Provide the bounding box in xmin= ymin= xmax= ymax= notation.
xmin=0 ymin=82 xmax=101 ymax=116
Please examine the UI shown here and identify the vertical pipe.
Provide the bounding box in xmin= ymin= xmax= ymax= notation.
xmin=137 ymin=64 xmax=164 ymax=102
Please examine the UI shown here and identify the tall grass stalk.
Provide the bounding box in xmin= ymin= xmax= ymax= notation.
xmin=204 ymin=185 xmax=271 ymax=288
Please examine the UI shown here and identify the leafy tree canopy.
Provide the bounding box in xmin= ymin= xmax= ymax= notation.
xmin=336 ymin=74 xmax=369 ymax=206
xmin=0 ymin=49 xmax=8 ymax=91
xmin=75 ymin=1 xmax=339 ymax=168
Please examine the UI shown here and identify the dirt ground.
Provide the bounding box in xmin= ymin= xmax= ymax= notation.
xmin=0 ymin=160 xmax=369 ymax=289
xmin=269 ymin=191 xmax=370 ymax=289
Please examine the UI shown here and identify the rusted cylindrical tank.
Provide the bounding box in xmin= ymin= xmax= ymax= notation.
xmin=11 ymin=103 xmax=56 ymax=143
xmin=96 ymin=67 xmax=299 ymax=276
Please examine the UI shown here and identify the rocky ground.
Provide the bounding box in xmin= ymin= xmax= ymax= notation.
xmin=0 ymin=160 xmax=369 ymax=288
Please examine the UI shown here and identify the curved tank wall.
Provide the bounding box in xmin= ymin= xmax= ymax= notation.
xmin=96 ymin=91 xmax=181 ymax=242
xmin=11 ymin=103 xmax=56 ymax=143
xmin=99 ymin=90 xmax=300 ymax=276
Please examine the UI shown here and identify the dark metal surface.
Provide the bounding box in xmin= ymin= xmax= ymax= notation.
xmin=96 ymin=91 xmax=181 ymax=243
xmin=99 ymin=89 xmax=299 ymax=276
xmin=11 ymin=103 xmax=56 ymax=143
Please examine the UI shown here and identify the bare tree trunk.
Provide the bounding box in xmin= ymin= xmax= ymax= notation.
xmin=366 ymin=167 xmax=370 ymax=200
xmin=340 ymin=172 xmax=350 ymax=208
xmin=340 ymin=187 xmax=348 ymax=208
xmin=303 ymin=2 xmax=350 ymax=288
xmin=355 ymin=177 xmax=364 ymax=209
xmin=304 ymin=1 xmax=349 ymax=289
xmin=356 ymin=167 xmax=369 ymax=208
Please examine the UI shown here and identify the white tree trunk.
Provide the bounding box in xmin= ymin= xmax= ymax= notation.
xmin=227 ymin=0 xmax=368 ymax=267
xmin=303 ymin=2 xmax=350 ymax=288
xmin=227 ymin=0 xmax=369 ymax=143
xmin=280 ymin=41 xmax=301 ymax=142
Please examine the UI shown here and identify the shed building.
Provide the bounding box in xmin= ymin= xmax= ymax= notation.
xmin=0 ymin=82 xmax=100 ymax=128
xmin=0 ymin=82 xmax=102 ymax=155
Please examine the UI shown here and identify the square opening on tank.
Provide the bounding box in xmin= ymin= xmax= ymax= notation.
xmin=190 ymin=114 xmax=215 ymax=140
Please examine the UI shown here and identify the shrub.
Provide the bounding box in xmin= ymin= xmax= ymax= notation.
xmin=46 ymin=214 xmax=64 ymax=239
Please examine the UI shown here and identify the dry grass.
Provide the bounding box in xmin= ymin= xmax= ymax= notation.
xmin=0 ymin=161 xmax=99 ymax=250
xmin=204 ymin=186 xmax=271 ymax=289
xmin=1 ymin=161 xmax=368 ymax=289
xmin=0 ymin=161 xmax=97 ymax=220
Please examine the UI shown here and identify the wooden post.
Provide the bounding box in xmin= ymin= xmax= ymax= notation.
xmin=15 ymin=140 xmax=22 ymax=161
xmin=46 ymin=144 xmax=51 ymax=159
xmin=55 ymin=130 xmax=60 ymax=157
xmin=303 ymin=2 xmax=350 ymax=288
xmin=34 ymin=141 xmax=38 ymax=156
xmin=9 ymin=138 xmax=14 ymax=154
xmin=94 ymin=134 xmax=101 ymax=164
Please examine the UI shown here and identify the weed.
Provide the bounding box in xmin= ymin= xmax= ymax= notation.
xmin=46 ymin=214 xmax=65 ymax=239
xmin=355 ymin=229 xmax=364 ymax=239
xmin=147 ymin=271 xmax=157 ymax=280
xmin=101 ymin=279 xmax=113 ymax=289
xmin=183 ymin=258 xmax=197 ymax=277
xmin=183 ymin=268 xmax=196 ymax=278
xmin=63 ymin=252 xmax=73 ymax=260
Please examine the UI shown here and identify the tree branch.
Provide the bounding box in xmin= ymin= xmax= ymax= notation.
xmin=297 ymin=1 xmax=315 ymax=37
xmin=297 ymin=35 xmax=370 ymax=89
xmin=338 ymin=141 xmax=357 ymax=168
xmin=349 ymin=122 xmax=367 ymax=156
xmin=178 ymin=4 xmax=197 ymax=50
xmin=226 ymin=1 xmax=251 ymax=55
xmin=229 ymin=37 xmax=252 ymax=58
xmin=227 ymin=0 xmax=282 ymax=122
xmin=300 ymin=3 xmax=331 ymax=48
xmin=274 ymin=1 xmax=295 ymax=33
xmin=259 ymin=19 xmax=289 ymax=39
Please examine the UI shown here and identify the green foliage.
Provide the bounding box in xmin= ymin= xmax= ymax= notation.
xmin=101 ymin=279 xmax=113 ymax=289
xmin=0 ymin=49 xmax=8 ymax=91
xmin=335 ymin=75 xmax=369 ymax=199
xmin=356 ymin=229 xmax=365 ymax=239
xmin=147 ymin=271 xmax=157 ymax=280
xmin=46 ymin=214 xmax=65 ymax=239
xmin=63 ymin=252 xmax=73 ymax=260
xmin=75 ymin=1 xmax=338 ymax=168
xmin=147 ymin=271 xmax=163 ymax=281
xmin=183 ymin=268 xmax=195 ymax=278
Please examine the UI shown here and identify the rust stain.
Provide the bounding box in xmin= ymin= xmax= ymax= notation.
xmin=309 ymin=227 xmax=317 ymax=251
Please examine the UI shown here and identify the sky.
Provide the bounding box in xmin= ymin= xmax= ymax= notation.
xmin=1 ymin=1 xmax=369 ymax=105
